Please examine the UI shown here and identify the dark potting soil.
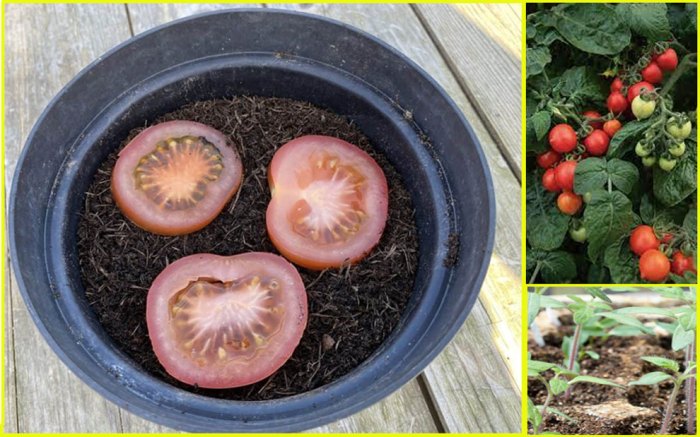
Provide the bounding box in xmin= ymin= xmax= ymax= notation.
xmin=528 ymin=328 xmax=689 ymax=434
xmin=77 ymin=96 xmax=419 ymax=400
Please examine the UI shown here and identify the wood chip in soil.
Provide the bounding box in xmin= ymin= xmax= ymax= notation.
xmin=77 ymin=96 xmax=419 ymax=400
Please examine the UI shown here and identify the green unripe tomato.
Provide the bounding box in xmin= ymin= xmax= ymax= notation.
xmin=668 ymin=141 xmax=686 ymax=157
xmin=658 ymin=156 xmax=677 ymax=171
xmin=642 ymin=155 xmax=657 ymax=167
xmin=631 ymin=96 xmax=656 ymax=120
xmin=569 ymin=226 xmax=587 ymax=243
xmin=582 ymin=192 xmax=593 ymax=203
xmin=635 ymin=141 xmax=652 ymax=157
xmin=666 ymin=118 xmax=692 ymax=140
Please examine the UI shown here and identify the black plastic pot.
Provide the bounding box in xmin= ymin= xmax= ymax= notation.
xmin=9 ymin=9 xmax=494 ymax=432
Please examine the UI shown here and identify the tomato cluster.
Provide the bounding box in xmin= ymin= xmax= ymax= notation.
xmin=629 ymin=225 xmax=695 ymax=283
xmin=110 ymin=121 xmax=391 ymax=388
xmin=538 ymin=109 xmax=621 ymax=217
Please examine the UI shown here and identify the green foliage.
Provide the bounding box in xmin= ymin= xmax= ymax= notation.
xmin=526 ymin=3 xmax=697 ymax=284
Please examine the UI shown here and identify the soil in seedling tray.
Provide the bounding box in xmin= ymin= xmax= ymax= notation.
xmin=529 ymin=320 xmax=689 ymax=435
xmin=77 ymin=96 xmax=420 ymax=400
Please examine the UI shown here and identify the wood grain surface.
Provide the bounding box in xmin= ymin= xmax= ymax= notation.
xmin=4 ymin=3 xmax=521 ymax=433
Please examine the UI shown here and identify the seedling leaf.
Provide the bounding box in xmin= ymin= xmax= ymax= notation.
xmin=528 ymin=397 xmax=542 ymax=429
xmin=528 ymin=292 xmax=542 ymax=327
xmin=586 ymin=287 xmax=612 ymax=303
xmin=569 ymin=375 xmax=624 ymax=388
xmin=641 ymin=356 xmax=680 ymax=372
xmin=672 ymin=324 xmax=695 ymax=351
xmin=550 ymin=377 xmax=568 ymax=395
xmin=629 ymin=371 xmax=673 ymax=386
xmin=539 ymin=295 xmax=567 ymax=309
xmin=529 ymin=360 xmax=557 ymax=374
xmin=612 ymin=306 xmax=675 ymax=318
xmin=546 ymin=406 xmax=576 ymax=423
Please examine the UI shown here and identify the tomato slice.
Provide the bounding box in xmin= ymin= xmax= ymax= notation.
xmin=111 ymin=120 xmax=243 ymax=235
xmin=146 ymin=252 xmax=307 ymax=389
xmin=266 ymin=135 xmax=389 ymax=270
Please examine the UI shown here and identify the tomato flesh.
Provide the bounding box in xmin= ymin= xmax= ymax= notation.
xmin=147 ymin=252 xmax=307 ymax=388
xmin=267 ymin=135 xmax=389 ymax=270
xmin=112 ymin=121 xmax=243 ymax=235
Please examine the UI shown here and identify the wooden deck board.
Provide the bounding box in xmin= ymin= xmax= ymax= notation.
xmin=415 ymin=3 xmax=522 ymax=175
xmin=5 ymin=4 xmax=132 ymax=432
xmin=5 ymin=3 xmax=521 ymax=433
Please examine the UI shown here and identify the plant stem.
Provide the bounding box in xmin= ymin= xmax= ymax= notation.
xmin=686 ymin=338 xmax=696 ymax=434
xmin=529 ymin=262 xmax=542 ymax=284
xmin=660 ymin=382 xmax=681 ymax=435
xmin=535 ymin=386 xmax=553 ymax=434
xmin=563 ymin=323 xmax=582 ymax=399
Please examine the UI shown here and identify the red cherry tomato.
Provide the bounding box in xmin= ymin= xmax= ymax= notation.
xmin=639 ymin=249 xmax=670 ymax=283
xmin=267 ymin=135 xmax=389 ymax=270
xmin=583 ymin=110 xmax=604 ymax=130
xmin=629 ymin=225 xmax=660 ymax=256
xmin=661 ymin=233 xmax=673 ymax=244
xmin=542 ymin=168 xmax=561 ymax=192
xmin=671 ymin=251 xmax=696 ymax=276
xmin=627 ymin=81 xmax=654 ymax=103
xmin=583 ymin=129 xmax=610 ymax=156
xmin=554 ymin=160 xmax=577 ymax=192
xmin=146 ymin=252 xmax=308 ymax=388
xmin=610 ymin=77 xmax=624 ymax=93
xmin=537 ymin=150 xmax=561 ymax=169
xmin=111 ymin=121 xmax=243 ymax=236
xmin=607 ymin=92 xmax=628 ymax=114
xmin=656 ymin=48 xmax=678 ymax=72
xmin=603 ymin=119 xmax=622 ymax=138
xmin=557 ymin=191 xmax=582 ymax=215
xmin=641 ymin=62 xmax=663 ymax=84
xmin=548 ymin=124 xmax=578 ymax=153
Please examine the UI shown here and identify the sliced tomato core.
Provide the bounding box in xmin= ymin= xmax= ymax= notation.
xmin=289 ymin=150 xmax=367 ymax=244
xmin=169 ymin=275 xmax=284 ymax=365
xmin=135 ymin=136 xmax=224 ymax=210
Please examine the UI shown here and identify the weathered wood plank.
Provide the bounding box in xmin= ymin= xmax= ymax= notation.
xmin=125 ymin=4 xmax=438 ymax=433
xmin=414 ymin=3 xmax=522 ymax=175
xmin=274 ymin=4 xmax=521 ymax=432
xmin=5 ymin=4 xmax=132 ymax=432
xmin=126 ymin=4 xmax=250 ymax=35
xmin=4 ymin=268 xmax=18 ymax=433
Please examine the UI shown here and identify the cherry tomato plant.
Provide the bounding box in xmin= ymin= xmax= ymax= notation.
xmin=526 ymin=3 xmax=697 ymax=284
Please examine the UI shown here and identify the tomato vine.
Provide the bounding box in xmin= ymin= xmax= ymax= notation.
xmin=526 ymin=3 xmax=697 ymax=284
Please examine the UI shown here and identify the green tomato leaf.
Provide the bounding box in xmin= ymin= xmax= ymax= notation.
xmin=529 ymin=360 xmax=557 ymax=374
xmin=546 ymin=407 xmax=576 ymax=423
xmin=629 ymin=371 xmax=673 ymax=386
xmin=585 ymin=351 xmax=600 ymax=360
xmin=607 ymin=159 xmax=639 ymax=195
xmin=612 ymin=306 xmax=675 ymax=317
xmin=585 ymin=288 xmax=612 ymax=303
xmin=599 ymin=312 xmax=651 ymax=332
xmin=557 ymin=66 xmax=606 ymax=103
xmin=615 ymin=4 xmax=672 ymax=41
xmin=528 ymin=397 xmax=542 ymax=429
xmin=552 ymin=4 xmax=631 ymax=55
xmin=583 ymin=191 xmax=636 ymax=263
xmin=527 ymin=46 xmax=552 ymax=78
xmin=604 ymin=238 xmax=641 ymax=283
xmin=550 ymin=377 xmax=568 ymax=396
xmin=569 ymin=375 xmax=624 ymax=388
xmin=653 ymin=155 xmax=697 ymax=207
xmin=672 ymin=324 xmax=695 ymax=351
xmin=640 ymin=193 xmax=689 ymax=227
xmin=574 ymin=158 xmax=638 ymax=195
xmin=641 ymin=356 xmax=680 ymax=372
xmin=527 ymin=171 xmax=570 ymax=250
xmin=528 ymin=249 xmax=578 ymax=283
xmin=607 ymin=119 xmax=653 ymax=158
xmin=684 ymin=206 xmax=697 ymax=247
xmin=530 ymin=111 xmax=552 ymax=141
